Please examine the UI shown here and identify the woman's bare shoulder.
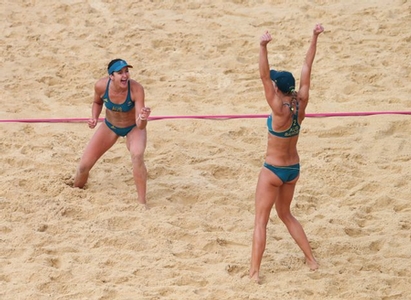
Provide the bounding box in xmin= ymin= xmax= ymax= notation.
xmin=95 ymin=77 xmax=109 ymax=90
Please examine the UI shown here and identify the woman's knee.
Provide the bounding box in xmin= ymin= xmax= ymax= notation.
xmin=276 ymin=208 xmax=293 ymax=223
xmin=130 ymin=151 xmax=144 ymax=165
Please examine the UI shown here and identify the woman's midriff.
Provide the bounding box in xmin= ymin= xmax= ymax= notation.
xmin=105 ymin=108 xmax=136 ymax=128
xmin=265 ymin=135 xmax=300 ymax=166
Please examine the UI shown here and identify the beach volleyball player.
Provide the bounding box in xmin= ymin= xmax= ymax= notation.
xmin=250 ymin=24 xmax=324 ymax=283
xmin=73 ymin=59 xmax=151 ymax=206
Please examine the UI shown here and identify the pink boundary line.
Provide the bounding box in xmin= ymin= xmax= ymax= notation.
xmin=0 ymin=111 xmax=411 ymax=123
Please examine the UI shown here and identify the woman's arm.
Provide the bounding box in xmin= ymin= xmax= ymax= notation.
xmin=298 ymin=24 xmax=325 ymax=104
xmin=259 ymin=32 xmax=275 ymax=102
xmin=88 ymin=79 xmax=105 ymax=129
xmin=132 ymin=81 xmax=150 ymax=130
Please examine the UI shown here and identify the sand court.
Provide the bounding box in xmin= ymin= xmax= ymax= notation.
xmin=1 ymin=1 xmax=411 ymax=299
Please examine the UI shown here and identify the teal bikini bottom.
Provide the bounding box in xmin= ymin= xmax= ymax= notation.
xmin=263 ymin=162 xmax=300 ymax=183
xmin=105 ymin=119 xmax=136 ymax=137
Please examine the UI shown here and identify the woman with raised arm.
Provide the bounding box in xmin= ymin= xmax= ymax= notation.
xmin=250 ymin=24 xmax=324 ymax=283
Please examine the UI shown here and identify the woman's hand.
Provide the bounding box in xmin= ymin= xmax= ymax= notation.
xmin=313 ymin=24 xmax=324 ymax=36
xmin=260 ymin=31 xmax=272 ymax=46
xmin=88 ymin=118 xmax=98 ymax=129
xmin=138 ymin=107 xmax=151 ymax=121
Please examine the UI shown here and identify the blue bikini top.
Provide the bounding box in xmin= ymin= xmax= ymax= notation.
xmin=267 ymin=103 xmax=300 ymax=138
xmin=102 ymin=79 xmax=135 ymax=112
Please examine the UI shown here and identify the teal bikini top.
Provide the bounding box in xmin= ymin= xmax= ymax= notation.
xmin=267 ymin=103 xmax=300 ymax=138
xmin=102 ymin=79 xmax=135 ymax=112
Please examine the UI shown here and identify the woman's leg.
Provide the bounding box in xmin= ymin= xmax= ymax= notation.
xmin=126 ymin=127 xmax=147 ymax=205
xmin=275 ymin=181 xmax=318 ymax=270
xmin=250 ymin=168 xmax=282 ymax=283
xmin=74 ymin=122 xmax=118 ymax=188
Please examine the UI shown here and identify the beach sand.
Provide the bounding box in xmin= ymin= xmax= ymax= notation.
xmin=1 ymin=1 xmax=411 ymax=299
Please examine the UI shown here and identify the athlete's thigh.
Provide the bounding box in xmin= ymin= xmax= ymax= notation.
xmin=82 ymin=122 xmax=118 ymax=161
xmin=255 ymin=168 xmax=281 ymax=221
xmin=126 ymin=127 xmax=147 ymax=155
xmin=275 ymin=178 xmax=298 ymax=214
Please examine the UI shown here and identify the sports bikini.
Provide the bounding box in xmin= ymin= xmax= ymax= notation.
xmin=264 ymin=102 xmax=301 ymax=183
xmin=102 ymin=79 xmax=135 ymax=112
xmin=102 ymin=79 xmax=136 ymax=136
xmin=104 ymin=119 xmax=136 ymax=137
xmin=263 ymin=162 xmax=300 ymax=183
xmin=267 ymin=102 xmax=300 ymax=138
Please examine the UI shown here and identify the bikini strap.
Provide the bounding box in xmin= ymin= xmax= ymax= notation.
xmin=102 ymin=79 xmax=111 ymax=99
xmin=126 ymin=80 xmax=132 ymax=102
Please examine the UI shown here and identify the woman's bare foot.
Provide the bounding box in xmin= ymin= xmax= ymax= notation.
xmin=249 ymin=271 xmax=260 ymax=284
xmin=306 ymin=258 xmax=319 ymax=270
xmin=137 ymin=198 xmax=150 ymax=210
xmin=141 ymin=203 xmax=150 ymax=210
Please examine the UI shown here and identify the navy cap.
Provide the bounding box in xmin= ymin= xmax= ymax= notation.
xmin=270 ymin=70 xmax=295 ymax=94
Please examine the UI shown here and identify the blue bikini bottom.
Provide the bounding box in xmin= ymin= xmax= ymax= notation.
xmin=105 ymin=119 xmax=136 ymax=137
xmin=263 ymin=162 xmax=300 ymax=183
